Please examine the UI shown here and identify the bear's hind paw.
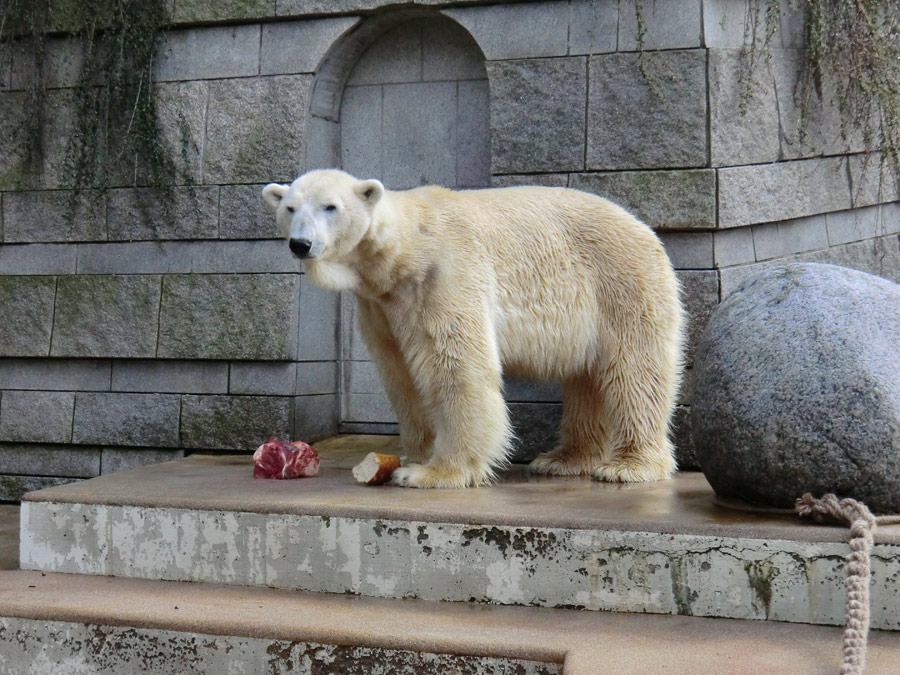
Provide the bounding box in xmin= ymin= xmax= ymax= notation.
xmin=591 ymin=456 xmax=674 ymax=483
xmin=528 ymin=451 xmax=593 ymax=477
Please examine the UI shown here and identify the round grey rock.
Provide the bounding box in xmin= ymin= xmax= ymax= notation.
xmin=691 ymin=262 xmax=900 ymax=514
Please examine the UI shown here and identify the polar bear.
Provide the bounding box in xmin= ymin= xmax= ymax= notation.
xmin=263 ymin=170 xmax=685 ymax=489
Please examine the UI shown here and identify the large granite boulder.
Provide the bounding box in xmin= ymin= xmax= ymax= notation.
xmin=691 ymin=263 xmax=900 ymax=514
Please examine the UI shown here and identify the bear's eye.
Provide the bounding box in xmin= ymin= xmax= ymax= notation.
xmin=286 ymin=206 xmax=295 ymax=213
xmin=324 ymin=204 xmax=337 ymax=212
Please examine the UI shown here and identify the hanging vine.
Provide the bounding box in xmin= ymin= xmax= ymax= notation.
xmin=795 ymin=0 xmax=900 ymax=182
xmin=739 ymin=0 xmax=899 ymax=189
xmin=2 ymin=1 xmax=898 ymax=198
xmin=0 ymin=0 xmax=49 ymax=184
xmin=1 ymin=0 xmax=190 ymax=210
xmin=634 ymin=0 xmax=899 ymax=192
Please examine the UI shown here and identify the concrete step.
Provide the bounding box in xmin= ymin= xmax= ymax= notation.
xmin=19 ymin=435 xmax=900 ymax=629
xmin=3 ymin=569 xmax=900 ymax=674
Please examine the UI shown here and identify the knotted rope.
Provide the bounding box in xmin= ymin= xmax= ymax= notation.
xmin=795 ymin=493 xmax=900 ymax=675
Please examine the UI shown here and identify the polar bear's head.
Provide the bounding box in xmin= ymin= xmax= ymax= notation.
xmin=262 ymin=169 xmax=384 ymax=266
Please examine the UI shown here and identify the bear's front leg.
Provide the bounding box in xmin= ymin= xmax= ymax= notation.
xmin=390 ymin=307 xmax=512 ymax=488
xmin=356 ymin=298 xmax=433 ymax=462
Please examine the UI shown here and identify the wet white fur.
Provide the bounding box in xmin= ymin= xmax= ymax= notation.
xmin=263 ymin=170 xmax=685 ymax=488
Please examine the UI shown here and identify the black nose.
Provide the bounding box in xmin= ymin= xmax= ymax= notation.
xmin=289 ymin=238 xmax=312 ymax=258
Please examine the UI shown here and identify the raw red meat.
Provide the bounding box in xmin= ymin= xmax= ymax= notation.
xmin=253 ymin=438 xmax=320 ymax=479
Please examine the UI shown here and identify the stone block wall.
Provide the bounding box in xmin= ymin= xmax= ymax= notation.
xmin=1 ymin=0 xmax=898 ymax=496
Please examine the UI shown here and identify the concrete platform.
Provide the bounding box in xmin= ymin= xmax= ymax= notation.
xmin=19 ymin=436 xmax=900 ymax=629
xmin=2 ymin=569 xmax=900 ymax=674
xmin=23 ymin=436 xmax=899 ymax=544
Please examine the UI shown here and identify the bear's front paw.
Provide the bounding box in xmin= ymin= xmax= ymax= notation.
xmin=390 ymin=463 xmax=484 ymax=489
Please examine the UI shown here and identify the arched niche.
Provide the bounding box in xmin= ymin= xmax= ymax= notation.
xmin=306 ymin=9 xmax=490 ymax=190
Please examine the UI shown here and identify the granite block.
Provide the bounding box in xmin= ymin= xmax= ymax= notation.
xmin=219 ymin=184 xmax=282 ymax=240
xmin=180 ymin=394 xmax=292 ymax=450
xmin=718 ymin=157 xmax=852 ymax=228
xmin=0 ymin=276 xmax=56 ymax=357
xmin=106 ymin=187 xmax=218 ymax=242
xmin=157 ymin=274 xmax=299 ymax=361
xmin=0 ymin=244 xmax=76 ymax=275
xmin=488 ymin=57 xmax=587 ymax=173
xmin=262 ymin=17 xmax=358 ymax=75
xmin=72 ymin=393 xmax=181 ymax=447
xmin=659 ymin=232 xmax=714 ymax=269
xmin=154 ymin=25 xmax=261 ymax=81
xmin=619 ymin=0 xmax=703 ymax=50
xmin=101 ymin=448 xmax=185 ymax=474
xmin=229 ymin=362 xmax=297 ymax=396
xmin=570 ymin=170 xmax=715 ymax=229
xmin=111 ymin=361 xmax=229 ymax=394
xmin=0 ymin=358 xmax=110 ymax=391
xmin=51 ymin=275 xmax=161 ymax=358
xmin=587 ymin=50 xmax=707 ymax=170
xmin=444 ymin=3 xmax=569 ymax=60
xmin=0 ymin=391 xmax=74 ymax=443
xmin=204 ymin=75 xmax=312 ymax=184
xmin=2 ymin=190 xmax=106 ymax=243
xmin=0 ymin=443 xmax=100 ymax=477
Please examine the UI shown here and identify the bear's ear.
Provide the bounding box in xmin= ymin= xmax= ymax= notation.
xmin=354 ymin=179 xmax=384 ymax=206
xmin=262 ymin=183 xmax=289 ymax=211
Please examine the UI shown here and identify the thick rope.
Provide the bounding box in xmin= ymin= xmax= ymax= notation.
xmin=795 ymin=494 xmax=900 ymax=675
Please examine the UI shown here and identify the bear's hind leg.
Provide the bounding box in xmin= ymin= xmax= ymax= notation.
xmin=529 ymin=373 xmax=609 ymax=476
xmin=591 ymin=355 xmax=678 ymax=483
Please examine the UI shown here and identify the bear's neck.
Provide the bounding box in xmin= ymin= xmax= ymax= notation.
xmin=353 ymin=194 xmax=433 ymax=301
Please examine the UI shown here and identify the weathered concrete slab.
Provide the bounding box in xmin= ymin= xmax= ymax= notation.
xmin=0 ymin=616 xmax=557 ymax=675
xmin=18 ymin=495 xmax=900 ymax=629
xmin=5 ymin=568 xmax=897 ymax=675
xmin=18 ymin=443 xmax=900 ymax=629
